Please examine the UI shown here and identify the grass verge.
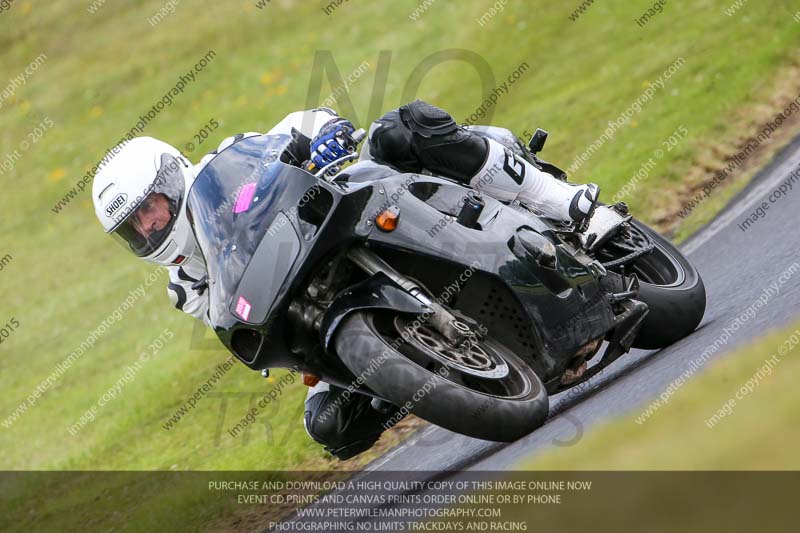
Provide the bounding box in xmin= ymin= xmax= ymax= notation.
xmin=521 ymin=320 xmax=800 ymax=470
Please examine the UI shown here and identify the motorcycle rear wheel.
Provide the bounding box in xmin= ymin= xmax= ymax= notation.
xmin=598 ymin=219 xmax=706 ymax=350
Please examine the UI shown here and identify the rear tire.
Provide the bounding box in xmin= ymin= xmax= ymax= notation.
xmin=333 ymin=312 xmax=549 ymax=442
xmin=601 ymin=219 xmax=706 ymax=350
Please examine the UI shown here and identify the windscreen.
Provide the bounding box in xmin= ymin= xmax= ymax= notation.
xmin=186 ymin=134 xmax=316 ymax=327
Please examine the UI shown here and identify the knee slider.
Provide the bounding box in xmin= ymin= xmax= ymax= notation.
xmin=304 ymin=389 xmax=381 ymax=452
xmin=305 ymin=407 xmax=379 ymax=458
xmin=304 ymin=409 xmax=345 ymax=449
xmin=304 ymin=392 xmax=340 ymax=447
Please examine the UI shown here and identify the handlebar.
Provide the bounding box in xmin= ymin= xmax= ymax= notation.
xmin=313 ymin=153 xmax=361 ymax=179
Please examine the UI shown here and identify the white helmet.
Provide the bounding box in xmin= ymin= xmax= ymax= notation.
xmin=92 ymin=137 xmax=197 ymax=266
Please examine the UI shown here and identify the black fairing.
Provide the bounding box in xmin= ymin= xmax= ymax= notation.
xmin=187 ymin=134 xmax=378 ymax=382
xmin=359 ymin=175 xmax=615 ymax=380
xmin=188 ymin=134 xmax=616 ymax=386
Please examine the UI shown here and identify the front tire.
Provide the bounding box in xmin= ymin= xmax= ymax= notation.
xmin=333 ymin=312 xmax=549 ymax=442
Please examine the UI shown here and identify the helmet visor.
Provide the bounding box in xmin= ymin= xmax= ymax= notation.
xmin=109 ymin=153 xmax=186 ymax=258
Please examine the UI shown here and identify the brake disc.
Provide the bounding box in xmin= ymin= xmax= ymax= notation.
xmin=394 ymin=316 xmax=509 ymax=379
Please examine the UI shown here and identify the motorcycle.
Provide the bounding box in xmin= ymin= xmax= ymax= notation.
xmin=187 ymin=125 xmax=706 ymax=442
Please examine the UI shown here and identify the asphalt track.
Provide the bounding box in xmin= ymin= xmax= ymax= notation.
xmin=274 ymin=134 xmax=800 ymax=530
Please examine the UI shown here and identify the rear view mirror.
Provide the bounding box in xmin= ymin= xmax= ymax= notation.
xmin=528 ymin=128 xmax=548 ymax=154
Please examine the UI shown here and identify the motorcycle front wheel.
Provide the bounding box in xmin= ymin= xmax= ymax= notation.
xmin=333 ymin=312 xmax=549 ymax=442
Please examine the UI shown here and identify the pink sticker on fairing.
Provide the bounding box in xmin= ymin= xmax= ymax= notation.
xmin=235 ymin=296 xmax=252 ymax=321
xmin=233 ymin=183 xmax=257 ymax=214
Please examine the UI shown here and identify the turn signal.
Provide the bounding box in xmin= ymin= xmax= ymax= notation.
xmin=375 ymin=206 xmax=400 ymax=231
xmin=302 ymin=372 xmax=321 ymax=387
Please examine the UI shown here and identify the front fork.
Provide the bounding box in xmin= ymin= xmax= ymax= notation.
xmin=346 ymin=247 xmax=477 ymax=344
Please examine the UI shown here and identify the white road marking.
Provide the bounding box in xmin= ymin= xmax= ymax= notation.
xmin=682 ymin=147 xmax=800 ymax=256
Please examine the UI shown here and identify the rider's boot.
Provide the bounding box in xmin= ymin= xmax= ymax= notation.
xmin=469 ymin=138 xmax=600 ymax=226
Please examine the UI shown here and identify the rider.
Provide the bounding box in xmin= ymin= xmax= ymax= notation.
xmin=92 ymin=100 xmax=599 ymax=460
